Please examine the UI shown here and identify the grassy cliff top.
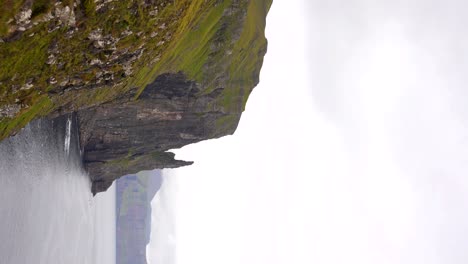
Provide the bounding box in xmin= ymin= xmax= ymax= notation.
xmin=0 ymin=0 xmax=272 ymax=140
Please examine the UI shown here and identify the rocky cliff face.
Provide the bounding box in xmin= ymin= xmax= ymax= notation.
xmin=0 ymin=0 xmax=272 ymax=193
xmin=80 ymin=72 xmax=244 ymax=194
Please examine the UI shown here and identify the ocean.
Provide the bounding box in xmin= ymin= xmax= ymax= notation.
xmin=0 ymin=116 xmax=115 ymax=264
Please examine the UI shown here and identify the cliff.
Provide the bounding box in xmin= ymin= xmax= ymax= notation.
xmin=116 ymin=170 xmax=163 ymax=264
xmin=0 ymin=0 xmax=272 ymax=193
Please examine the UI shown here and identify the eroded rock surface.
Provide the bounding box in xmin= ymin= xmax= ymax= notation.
xmin=79 ymin=72 xmax=247 ymax=194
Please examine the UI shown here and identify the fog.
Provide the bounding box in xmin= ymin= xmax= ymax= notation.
xmin=148 ymin=1 xmax=468 ymax=263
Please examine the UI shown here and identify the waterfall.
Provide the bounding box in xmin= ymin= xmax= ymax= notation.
xmin=64 ymin=116 xmax=72 ymax=156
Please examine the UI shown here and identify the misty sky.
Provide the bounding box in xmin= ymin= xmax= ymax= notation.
xmin=147 ymin=0 xmax=468 ymax=263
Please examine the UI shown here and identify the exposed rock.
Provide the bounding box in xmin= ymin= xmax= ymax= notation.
xmin=55 ymin=5 xmax=76 ymax=27
xmin=46 ymin=54 xmax=57 ymax=65
xmin=40 ymin=12 xmax=55 ymax=23
xmin=93 ymin=39 xmax=105 ymax=49
xmin=120 ymin=29 xmax=133 ymax=37
xmin=48 ymin=77 xmax=58 ymax=85
xmin=15 ymin=9 xmax=32 ymax=25
xmin=0 ymin=104 xmax=21 ymax=118
xmin=96 ymin=0 xmax=115 ymax=11
xmin=149 ymin=8 xmax=158 ymax=16
xmin=89 ymin=58 xmax=102 ymax=66
xmin=20 ymin=81 xmax=34 ymax=91
xmin=88 ymin=29 xmax=103 ymax=41
xmin=76 ymin=72 xmax=246 ymax=194
xmin=156 ymin=40 xmax=164 ymax=46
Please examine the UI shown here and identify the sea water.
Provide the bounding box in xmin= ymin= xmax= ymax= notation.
xmin=0 ymin=116 xmax=115 ymax=264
